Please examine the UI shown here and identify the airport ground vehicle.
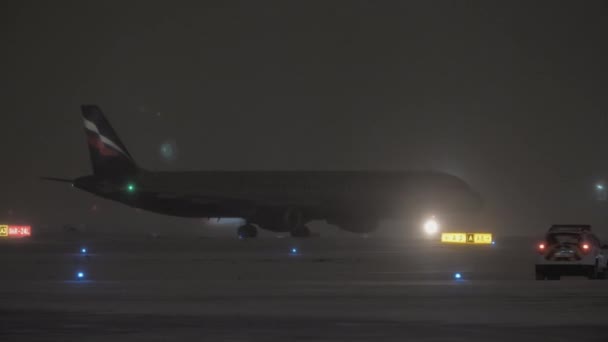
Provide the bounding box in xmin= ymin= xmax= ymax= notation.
xmin=535 ymin=225 xmax=608 ymax=280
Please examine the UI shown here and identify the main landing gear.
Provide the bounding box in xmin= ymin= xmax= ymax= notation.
xmin=290 ymin=225 xmax=311 ymax=238
xmin=236 ymin=223 xmax=312 ymax=239
xmin=237 ymin=224 xmax=258 ymax=239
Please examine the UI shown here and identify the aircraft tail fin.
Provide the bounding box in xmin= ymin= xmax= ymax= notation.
xmin=81 ymin=105 xmax=139 ymax=177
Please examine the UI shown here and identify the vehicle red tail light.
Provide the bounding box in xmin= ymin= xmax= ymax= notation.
xmin=581 ymin=243 xmax=591 ymax=253
xmin=538 ymin=243 xmax=546 ymax=253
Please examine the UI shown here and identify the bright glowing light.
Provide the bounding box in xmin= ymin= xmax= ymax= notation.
xmin=81 ymin=248 xmax=87 ymax=254
xmin=77 ymin=272 xmax=84 ymax=279
xmin=597 ymin=184 xmax=604 ymax=191
xmin=291 ymin=248 xmax=298 ymax=254
xmin=491 ymin=241 xmax=496 ymax=245
xmin=126 ymin=183 xmax=135 ymax=193
xmin=159 ymin=140 xmax=178 ymax=162
xmin=454 ymin=273 xmax=462 ymax=280
xmin=582 ymin=243 xmax=590 ymax=251
xmin=4 ymin=225 xmax=32 ymax=238
xmin=537 ymin=243 xmax=547 ymax=255
xmin=423 ymin=217 xmax=440 ymax=235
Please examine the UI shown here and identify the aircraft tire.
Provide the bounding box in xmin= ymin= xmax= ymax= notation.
xmin=237 ymin=224 xmax=258 ymax=239
xmin=290 ymin=225 xmax=311 ymax=238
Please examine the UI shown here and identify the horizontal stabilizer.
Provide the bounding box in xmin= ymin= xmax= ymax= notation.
xmin=40 ymin=177 xmax=74 ymax=184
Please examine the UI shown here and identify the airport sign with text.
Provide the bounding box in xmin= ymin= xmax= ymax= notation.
xmin=0 ymin=225 xmax=31 ymax=238
xmin=441 ymin=232 xmax=492 ymax=244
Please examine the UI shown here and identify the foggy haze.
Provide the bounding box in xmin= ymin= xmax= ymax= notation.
xmin=1 ymin=1 xmax=607 ymax=236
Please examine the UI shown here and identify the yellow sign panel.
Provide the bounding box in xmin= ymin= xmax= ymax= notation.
xmin=0 ymin=225 xmax=7 ymax=237
xmin=441 ymin=232 xmax=492 ymax=244
xmin=441 ymin=232 xmax=467 ymax=243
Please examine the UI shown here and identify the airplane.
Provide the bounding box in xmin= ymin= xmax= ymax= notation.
xmin=43 ymin=105 xmax=482 ymax=238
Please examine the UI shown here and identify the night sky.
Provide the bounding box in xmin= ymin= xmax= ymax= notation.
xmin=1 ymin=1 xmax=607 ymax=235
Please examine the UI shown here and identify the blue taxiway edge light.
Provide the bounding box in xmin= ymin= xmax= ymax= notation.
xmin=290 ymin=247 xmax=298 ymax=254
xmin=454 ymin=272 xmax=462 ymax=280
xmin=81 ymin=248 xmax=87 ymax=254
xmin=77 ymin=271 xmax=85 ymax=279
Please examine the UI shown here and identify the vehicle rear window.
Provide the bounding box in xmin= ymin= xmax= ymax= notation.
xmin=547 ymin=233 xmax=581 ymax=245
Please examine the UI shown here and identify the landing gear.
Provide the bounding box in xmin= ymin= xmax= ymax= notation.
xmin=237 ymin=224 xmax=258 ymax=239
xmin=290 ymin=225 xmax=311 ymax=238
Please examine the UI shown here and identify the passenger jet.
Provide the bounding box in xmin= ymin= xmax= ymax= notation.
xmin=43 ymin=105 xmax=482 ymax=238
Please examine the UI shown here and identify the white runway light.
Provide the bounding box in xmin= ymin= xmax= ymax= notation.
xmin=423 ymin=217 xmax=440 ymax=235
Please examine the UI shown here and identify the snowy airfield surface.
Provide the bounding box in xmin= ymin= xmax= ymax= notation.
xmin=1 ymin=235 xmax=607 ymax=341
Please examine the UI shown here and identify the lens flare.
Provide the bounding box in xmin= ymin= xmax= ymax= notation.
xmin=423 ymin=217 xmax=440 ymax=235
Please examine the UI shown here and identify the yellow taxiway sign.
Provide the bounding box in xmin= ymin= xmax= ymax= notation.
xmin=441 ymin=232 xmax=493 ymax=244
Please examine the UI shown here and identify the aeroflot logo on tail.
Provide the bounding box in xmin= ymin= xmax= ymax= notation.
xmin=84 ymin=119 xmax=132 ymax=160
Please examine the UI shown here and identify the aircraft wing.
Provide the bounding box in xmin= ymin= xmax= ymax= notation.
xmin=151 ymin=191 xmax=318 ymax=209
xmin=153 ymin=192 xmax=250 ymax=205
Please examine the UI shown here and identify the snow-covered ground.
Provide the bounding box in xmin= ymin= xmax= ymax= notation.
xmin=1 ymin=235 xmax=606 ymax=341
